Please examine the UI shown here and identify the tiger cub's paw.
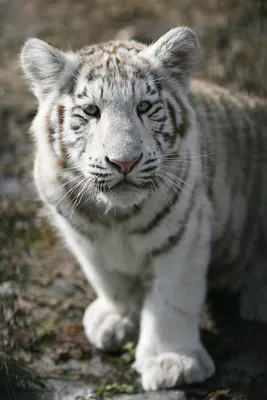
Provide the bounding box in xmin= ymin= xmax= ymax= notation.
xmin=137 ymin=348 xmax=215 ymax=391
xmin=83 ymin=298 xmax=137 ymax=352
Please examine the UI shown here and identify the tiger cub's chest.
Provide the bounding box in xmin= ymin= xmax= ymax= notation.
xmin=96 ymin=225 xmax=141 ymax=276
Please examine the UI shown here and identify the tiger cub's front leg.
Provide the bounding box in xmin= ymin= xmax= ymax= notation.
xmin=135 ymin=196 xmax=215 ymax=390
xmin=54 ymin=213 xmax=142 ymax=352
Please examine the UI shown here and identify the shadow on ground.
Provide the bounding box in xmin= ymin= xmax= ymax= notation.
xmin=1 ymin=292 xmax=267 ymax=399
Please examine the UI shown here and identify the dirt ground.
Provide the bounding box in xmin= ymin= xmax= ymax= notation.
xmin=1 ymin=0 xmax=267 ymax=399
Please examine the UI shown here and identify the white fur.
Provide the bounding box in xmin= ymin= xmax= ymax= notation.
xmin=20 ymin=27 xmax=266 ymax=391
xmin=20 ymin=38 xmax=78 ymax=100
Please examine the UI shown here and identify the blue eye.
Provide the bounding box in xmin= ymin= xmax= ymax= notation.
xmin=137 ymin=101 xmax=152 ymax=114
xmin=84 ymin=104 xmax=100 ymax=117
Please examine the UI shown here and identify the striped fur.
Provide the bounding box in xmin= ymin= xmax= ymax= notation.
xmin=21 ymin=27 xmax=267 ymax=391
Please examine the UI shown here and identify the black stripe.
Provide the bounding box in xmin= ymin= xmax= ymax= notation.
xmin=221 ymin=95 xmax=253 ymax=196
xmin=230 ymin=120 xmax=262 ymax=268
xmin=196 ymin=95 xmax=216 ymax=200
xmin=89 ymin=164 xmax=107 ymax=170
xmin=146 ymin=82 xmax=152 ymax=93
xmin=67 ymin=71 xmax=79 ymax=96
xmin=178 ymin=103 xmax=189 ymax=138
xmin=72 ymin=113 xmax=88 ymax=123
xmin=90 ymin=172 xmax=112 ymax=177
xmin=148 ymin=106 xmax=163 ymax=118
xmin=154 ymin=136 xmax=163 ymax=152
xmin=59 ymin=185 xmax=110 ymax=228
xmin=77 ymin=87 xmax=88 ymax=99
xmin=151 ymin=116 xmax=168 ymax=123
xmin=144 ymin=182 xmax=197 ymax=259
xmin=167 ymin=100 xmax=177 ymax=129
xmin=86 ymin=70 xmax=100 ymax=82
xmin=137 ymin=113 xmax=144 ymax=123
xmin=131 ymin=162 xmax=190 ymax=235
xmin=57 ymin=104 xmax=68 ymax=165
xmin=154 ymin=129 xmax=170 ymax=135
xmin=114 ymin=203 xmax=146 ymax=223
xmin=140 ymin=166 xmax=157 ymax=173
xmin=151 ymin=72 xmax=162 ymax=94
xmin=168 ymin=91 xmax=190 ymax=139
xmin=46 ymin=111 xmax=67 ymax=170
xmin=70 ymin=125 xmax=80 ymax=131
xmin=143 ymin=158 xmax=157 ymax=165
xmin=156 ymin=100 xmax=187 ymax=148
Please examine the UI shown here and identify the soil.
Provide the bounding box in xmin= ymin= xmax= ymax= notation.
xmin=1 ymin=0 xmax=267 ymax=399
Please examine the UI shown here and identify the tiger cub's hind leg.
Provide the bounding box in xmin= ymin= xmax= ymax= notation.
xmin=240 ymin=256 xmax=267 ymax=322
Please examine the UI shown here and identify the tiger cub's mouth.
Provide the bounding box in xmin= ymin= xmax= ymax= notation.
xmin=100 ymin=177 xmax=156 ymax=194
xmin=113 ymin=179 xmax=141 ymax=190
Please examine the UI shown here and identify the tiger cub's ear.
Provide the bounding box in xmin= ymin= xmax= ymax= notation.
xmin=20 ymin=38 xmax=78 ymax=100
xmin=141 ymin=27 xmax=200 ymax=89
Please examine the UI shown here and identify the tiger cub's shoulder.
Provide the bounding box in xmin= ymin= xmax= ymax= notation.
xmin=190 ymin=79 xmax=267 ymax=109
xmin=189 ymin=79 xmax=267 ymax=127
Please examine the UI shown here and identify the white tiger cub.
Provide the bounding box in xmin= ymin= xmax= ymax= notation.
xmin=20 ymin=27 xmax=267 ymax=391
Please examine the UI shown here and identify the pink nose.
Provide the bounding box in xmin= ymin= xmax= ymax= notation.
xmin=110 ymin=158 xmax=138 ymax=173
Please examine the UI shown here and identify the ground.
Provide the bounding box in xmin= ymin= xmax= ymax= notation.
xmin=1 ymin=0 xmax=267 ymax=399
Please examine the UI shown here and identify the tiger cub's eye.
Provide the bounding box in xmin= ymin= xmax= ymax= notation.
xmin=137 ymin=101 xmax=152 ymax=114
xmin=84 ymin=104 xmax=100 ymax=117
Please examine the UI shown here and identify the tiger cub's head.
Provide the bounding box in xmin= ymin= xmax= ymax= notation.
xmin=21 ymin=27 xmax=199 ymax=209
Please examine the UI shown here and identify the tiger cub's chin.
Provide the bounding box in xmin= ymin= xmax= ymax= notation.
xmin=97 ymin=185 xmax=149 ymax=210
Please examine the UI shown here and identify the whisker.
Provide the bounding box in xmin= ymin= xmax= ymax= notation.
xmin=155 ymin=171 xmax=189 ymax=201
xmin=56 ymin=176 xmax=88 ymax=211
xmin=69 ymin=179 xmax=89 ymax=221
xmin=161 ymin=158 xmax=216 ymax=172
xmin=164 ymin=166 xmax=212 ymax=181
xmin=157 ymin=169 xmax=199 ymax=201
xmin=162 ymin=151 xmax=215 ymax=160
xmin=156 ymin=178 xmax=173 ymax=207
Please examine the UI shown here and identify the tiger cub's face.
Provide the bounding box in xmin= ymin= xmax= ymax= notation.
xmin=21 ymin=28 xmax=199 ymax=209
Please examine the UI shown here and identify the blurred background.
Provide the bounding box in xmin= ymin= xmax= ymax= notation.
xmin=1 ymin=0 xmax=267 ymax=399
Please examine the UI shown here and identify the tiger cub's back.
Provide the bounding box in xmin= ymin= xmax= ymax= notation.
xmin=190 ymin=80 xmax=267 ymax=290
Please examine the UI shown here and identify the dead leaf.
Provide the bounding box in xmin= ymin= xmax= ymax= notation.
xmin=207 ymin=388 xmax=230 ymax=398
xmin=14 ymin=298 xmax=34 ymax=311
xmin=36 ymin=314 xmax=57 ymax=338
